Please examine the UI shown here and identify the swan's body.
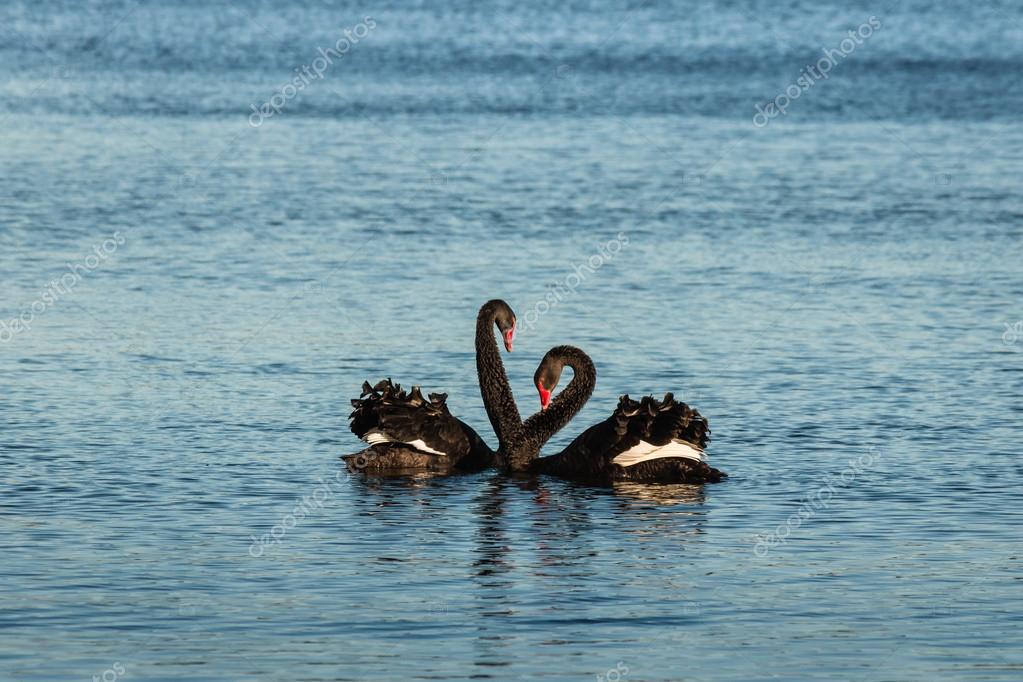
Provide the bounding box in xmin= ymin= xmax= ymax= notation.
xmin=529 ymin=392 xmax=725 ymax=484
xmin=343 ymin=380 xmax=495 ymax=472
xmin=506 ymin=346 xmax=726 ymax=484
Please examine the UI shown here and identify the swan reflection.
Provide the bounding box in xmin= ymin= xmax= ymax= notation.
xmin=611 ymin=482 xmax=707 ymax=506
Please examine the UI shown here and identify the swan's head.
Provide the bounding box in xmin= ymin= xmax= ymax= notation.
xmin=533 ymin=352 xmax=564 ymax=410
xmin=490 ymin=300 xmax=517 ymax=352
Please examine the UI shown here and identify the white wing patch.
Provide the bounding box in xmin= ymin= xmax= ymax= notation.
xmin=612 ymin=439 xmax=707 ymax=468
xmin=405 ymin=439 xmax=447 ymax=456
xmin=363 ymin=430 xmax=447 ymax=456
xmin=364 ymin=432 xmax=390 ymax=445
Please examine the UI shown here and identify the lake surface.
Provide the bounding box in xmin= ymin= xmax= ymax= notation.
xmin=1 ymin=1 xmax=1021 ymax=680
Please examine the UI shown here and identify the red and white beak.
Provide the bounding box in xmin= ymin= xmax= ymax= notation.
xmin=503 ymin=326 xmax=515 ymax=352
xmin=537 ymin=383 xmax=551 ymax=410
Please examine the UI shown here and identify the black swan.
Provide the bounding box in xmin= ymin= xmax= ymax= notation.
xmin=502 ymin=345 xmax=726 ymax=484
xmin=342 ymin=300 xmax=521 ymax=473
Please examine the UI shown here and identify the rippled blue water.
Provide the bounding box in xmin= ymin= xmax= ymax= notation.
xmin=2 ymin=1 xmax=1021 ymax=680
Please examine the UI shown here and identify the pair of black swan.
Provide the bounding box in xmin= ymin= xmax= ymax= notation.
xmin=343 ymin=300 xmax=725 ymax=484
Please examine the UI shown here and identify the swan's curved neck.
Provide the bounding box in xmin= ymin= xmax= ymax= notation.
xmin=505 ymin=346 xmax=595 ymax=471
xmin=476 ymin=302 xmax=521 ymax=448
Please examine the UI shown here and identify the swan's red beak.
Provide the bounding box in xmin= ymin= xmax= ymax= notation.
xmin=537 ymin=382 xmax=551 ymax=410
xmin=503 ymin=327 xmax=515 ymax=352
